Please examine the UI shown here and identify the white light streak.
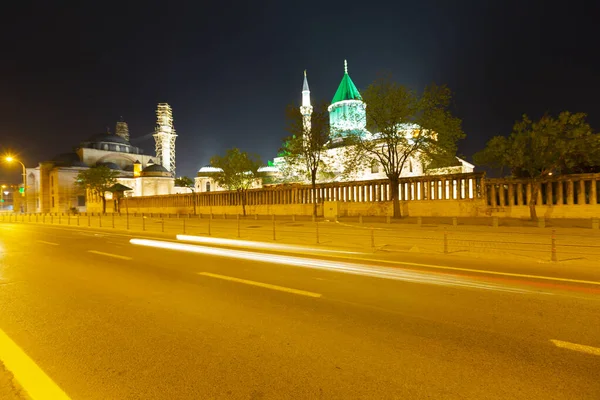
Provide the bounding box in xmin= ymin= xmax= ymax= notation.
xmin=176 ymin=235 xmax=363 ymax=255
xmin=130 ymin=239 xmax=547 ymax=295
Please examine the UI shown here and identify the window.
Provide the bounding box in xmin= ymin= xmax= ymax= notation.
xmin=409 ymin=159 xmax=413 ymax=173
xmin=370 ymin=161 xmax=379 ymax=174
xmin=115 ymin=145 xmax=120 ymax=152
xmin=77 ymin=196 xmax=86 ymax=207
xmin=103 ymin=144 xmax=108 ymax=151
xmin=51 ymin=197 xmax=55 ymax=207
xmin=206 ymin=181 xmax=211 ymax=192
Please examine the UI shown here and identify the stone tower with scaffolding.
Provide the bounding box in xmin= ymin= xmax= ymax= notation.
xmin=115 ymin=117 xmax=130 ymax=141
xmin=153 ymin=103 xmax=177 ymax=177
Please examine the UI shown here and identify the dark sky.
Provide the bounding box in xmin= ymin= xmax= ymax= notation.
xmin=1 ymin=0 xmax=599 ymax=183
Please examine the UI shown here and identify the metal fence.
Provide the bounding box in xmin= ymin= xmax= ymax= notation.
xmin=3 ymin=212 xmax=600 ymax=263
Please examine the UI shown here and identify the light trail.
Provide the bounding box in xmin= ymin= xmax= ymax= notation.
xmin=176 ymin=235 xmax=364 ymax=255
xmin=130 ymin=238 xmax=548 ymax=295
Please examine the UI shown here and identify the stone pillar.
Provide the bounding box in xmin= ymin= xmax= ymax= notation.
xmin=556 ymin=181 xmax=563 ymax=205
xmin=567 ymin=180 xmax=574 ymax=205
xmin=536 ymin=183 xmax=543 ymax=206
xmin=456 ymin=179 xmax=462 ymax=200
xmin=440 ymin=180 xmax=446 ymax=200
xmin=490 ymin=184 xmax=497 ymax=207
xmin=507 ymin=184 xmax=514 ymax=206
xmin=526 ymin=183 xmax=532 ymax=206
xmin=423 ymin=180 xmax=428 ymax=200
xmin=579 ymin=180 xmax=586 ymax=205
xmin=546 ymin=182 xmax=553 ymax=206
xmin=516 ymin=183 xmax=523 ymax=206
xmin=591 ymin=180 xmax=597 ymax=205
xmin=498 ymin=184 xmax=504 ymax=207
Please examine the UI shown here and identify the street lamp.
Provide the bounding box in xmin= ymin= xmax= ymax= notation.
xmin=4 ymin=156 xmax=26 ymax=213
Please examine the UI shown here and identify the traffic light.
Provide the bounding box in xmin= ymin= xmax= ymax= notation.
xmin=19 ymin=187 xmax=24 ymax=194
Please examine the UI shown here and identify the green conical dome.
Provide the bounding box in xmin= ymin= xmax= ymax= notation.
xmin=331 ymin=60 xmax=362 ymax=103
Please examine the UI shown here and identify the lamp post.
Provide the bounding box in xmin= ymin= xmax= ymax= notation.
xmin=4 ymin=156 xmax=26 ymax=213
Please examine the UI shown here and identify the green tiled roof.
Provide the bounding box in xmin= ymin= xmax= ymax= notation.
xmin=331 ymin=62 xmax=362 ymax=103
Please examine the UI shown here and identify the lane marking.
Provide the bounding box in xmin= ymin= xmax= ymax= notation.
xmin=335 ymin=255 xmax=600 ymax=287
xmin=131 ymin=239 xmax=544 ymax=294
xmin=36 ymin=240 xmax=59 ymax=246
xmin=550 ymin=339 xmax=600 ymax=356
xmin=198 ymin=272 xmax=322 ymax=298
xmin=0 ymin=328 xmax=71 ymax=399
xmin=87 ymin=250 xmax=132 ymax=260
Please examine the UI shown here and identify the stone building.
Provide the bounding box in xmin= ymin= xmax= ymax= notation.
xmin=26 ymin=108 xmax=182 ymax=213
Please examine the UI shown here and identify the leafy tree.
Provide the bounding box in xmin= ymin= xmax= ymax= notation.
xmin=473 ymin=112 xmax=599 ymax=221
xmin=280 ymin=102 xmax=331 ymax=217
xmin=210 ymin=148 xmax=262 ymax=216
xmin=175 ymin=176 xmax=197 ymax=214
xmin=75 ymin=165 xmax=120 ymax=214
xmin=343 ymin=75 xmax=464 ymax=218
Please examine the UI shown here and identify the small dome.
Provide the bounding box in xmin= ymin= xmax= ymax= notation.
xmin=143 ymin=164 xmax=169 ymax=173
xmin=86 ymin=132 xmax=130 ymax=145
xmin=52 ymin=152 xmax=88 ymax=167
xmin=198 ymin=165 xmax=222 ymax=174
xmin=96 ymin=162 xmax=121 ymax=170
xmin=141 ymin=163 xmax=172 ymax=177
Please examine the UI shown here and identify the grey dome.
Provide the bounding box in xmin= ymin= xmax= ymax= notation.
xmin=142 ymin=164 xmax=169 ymax=173
xmin=51 ymin=152 xmax=87 ymax=167
xmin=96 ymin=162 xmax=121 ymax=170
xmin=87 ymin=132 xmax=130 ymax=145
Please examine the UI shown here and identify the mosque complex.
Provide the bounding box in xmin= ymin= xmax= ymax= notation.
xmin=24 ymin=61 xmax=473 ymax=214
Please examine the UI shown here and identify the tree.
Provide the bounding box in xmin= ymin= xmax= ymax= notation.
xmin=474 ymin=112 xmax=599 ymax=221
xmin=343 ymin=76 xmax=464 ymax=218
xmin=75 ymin=165 xmax=120 ymax=214
xmin=280 ymin=102 xmax=331 ymax=217
xmin=175 ymin=176 xmax=197 ymax=214
xmin=210 ymin=148 xmax=262 ymax=216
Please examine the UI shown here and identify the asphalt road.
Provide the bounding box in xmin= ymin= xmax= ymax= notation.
xmin=0 ymin=223 xmax=599 ymax=399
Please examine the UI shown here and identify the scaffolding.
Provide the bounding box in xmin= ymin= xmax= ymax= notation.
xmin=115 ymin=117 xmax=130 ymax=142
xmin=153 ymin=103 xmax=177 ymax=177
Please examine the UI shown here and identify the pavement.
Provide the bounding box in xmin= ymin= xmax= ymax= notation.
xmin=0 ymin=222 xmax=600 ymax=399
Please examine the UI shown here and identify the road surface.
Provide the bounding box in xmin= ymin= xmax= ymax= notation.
xmin=0 ymin=223 xmax=599 ymax=399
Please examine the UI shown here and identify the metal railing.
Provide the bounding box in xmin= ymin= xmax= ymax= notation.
xmin=3 ymin=212 xmax=600 ymax=263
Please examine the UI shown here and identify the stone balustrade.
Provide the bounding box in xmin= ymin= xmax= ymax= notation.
xmin=122 ymin=172 xmax=485 ymax=210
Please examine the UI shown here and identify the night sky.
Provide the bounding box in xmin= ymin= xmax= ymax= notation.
xmin=1 ymin=0 xmax=599 ymax=183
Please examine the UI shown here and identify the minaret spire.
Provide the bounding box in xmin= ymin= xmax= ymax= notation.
xmin=300 ymin=70 xmax=313 ymax=141
xmin=344 ymin=59 xmax=348 ymax=74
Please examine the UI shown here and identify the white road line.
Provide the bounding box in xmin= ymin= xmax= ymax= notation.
xmin=87 ymin=250 xmax=132 ymax=260
xmin=338 ymin=255 xmax=600 ymax=287
xmin=198 ymin=272 xmax=322 ymax=298
xmin=550 ymin=339 xmax=600 ymax=356
xmin=0 ymin=328 xmax=71 ymax=399
xmin=36 ymin=240 xmax=59 ymax=246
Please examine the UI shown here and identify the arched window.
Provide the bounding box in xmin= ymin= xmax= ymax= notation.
xmin=103 ymin=144 xmax=108 ymax=151
xmin=370 ymin=160 xmax=379 ymax=174
xmin=115 ymin=145 xmax=120 ymax=152
xmin=206 ymin=181 xmax=211 ymax=192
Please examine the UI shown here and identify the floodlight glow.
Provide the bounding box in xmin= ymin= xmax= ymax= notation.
xmin=130 ymin=238 xmax=546 ymax=294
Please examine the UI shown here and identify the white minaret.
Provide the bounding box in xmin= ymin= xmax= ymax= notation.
xmin=153 ymin=103 xmax=177 ymax=176
xmin=300 ymin=70 xmax=313 ymax=141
